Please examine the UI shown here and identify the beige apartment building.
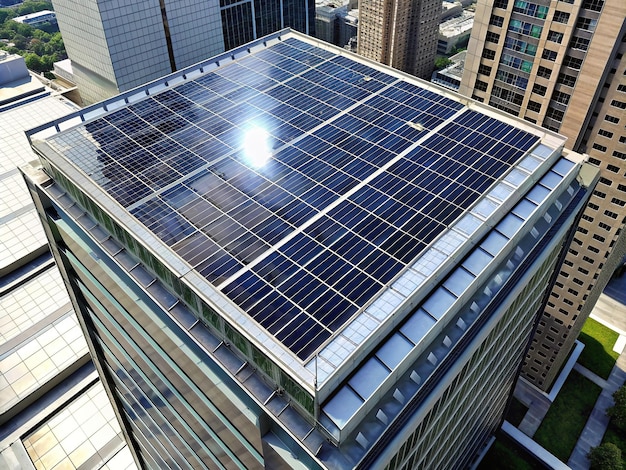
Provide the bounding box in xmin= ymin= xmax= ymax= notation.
xmin=357 ymin=0 xmax=441 ymax=78
xmin=460 ymin=0 xmax=626 ymax=390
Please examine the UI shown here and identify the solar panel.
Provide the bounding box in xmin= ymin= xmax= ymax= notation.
xmin=46 ymin=37 xmax=540 ymax=360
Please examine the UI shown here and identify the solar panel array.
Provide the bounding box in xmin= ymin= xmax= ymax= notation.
xmin=46 ymin=37 xmax=539 ymax=360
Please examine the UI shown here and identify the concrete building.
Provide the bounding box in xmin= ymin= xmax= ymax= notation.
xmin=51 ymin=0 xmax=315 ymax=105
xmin=437 ymin=10 xmax=474 ymax=55
xmin=315 ymin=3 xmax=339 ymax=44
xmin=440 ymin=1 xmax=463 ymax=22
xmin=431 ymin=50 xmax=466 ymax=91
xmin=314 ymin=0 xmax=358 ymax=48
xmin=22 ymin=30 xmax=598 ymax=469
xmin=460 ymin=0 xmax=626 ymax=390
xmin=0 ymin=53 xmax=134 ymax=470
xmin=357 ymin=0 xmax=441 ymax=78
xmin=12 ymin=10 xmax=56 ymax=26
xmin=338 ymin=7 xmax=359 ymax=49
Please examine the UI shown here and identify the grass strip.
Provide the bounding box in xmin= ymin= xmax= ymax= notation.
xmin=478 ymin=432 xmax=544 ymax=470
xmin=534 ymin=371 xmax=602 ymax=462
xmin=578 ymin=317 xmax=619 ymax=379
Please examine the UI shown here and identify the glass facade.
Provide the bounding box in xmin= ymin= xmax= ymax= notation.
xmin=23 ymin=382 xmax=132 ymax=470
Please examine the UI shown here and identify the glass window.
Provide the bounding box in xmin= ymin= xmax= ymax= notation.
xmin=542 ymin=49 xmax=557 ymax=61
xmin=569 ymin=37 xmax=590 ymax=51
xmin=324 ymin=387 xmax=363 ymax=426
xmin=537 ymin=66 xmax=551 ymax=78
xmin=376 ymin=334 xmax=414 ymax=369
xmin=348 ymin=357 xmax=389 ymax=398
xmin=563 ymin=56 xmax=583 ymax=70
xmin=547 ymin=30 xmax=563 ymax=43
xmin=553 ymin=11 xmax=570 ymax=23
xmin=443 ymin=268 xmax=476 ymax=297
xmin=557 ymin=73 xmax=576 ymax=87
xmin=422 ymin=288 xmax=457 ymax=319
xmin=576 ymin=17 xmax=597 ymax=31
xmin=462 ymin=248 xmax=494 ymax=275
xmin=400 ymin=309 xmax=436 ymax=344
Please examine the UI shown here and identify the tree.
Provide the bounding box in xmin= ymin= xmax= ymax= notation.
xmin=29 ymin=37 xmax=45 ymax=55
xmin=16 ymin=1 xmax=52 ymax=16
xmin=0 ymin=28 xmax=13 ymax=39
xmin=48 ymin=32 xmax=63 ymax=51
xmin=24 ymin=52 xmax=43 ymax=72
xmin=0 ymin=9 xmax=14 ymax=24
xmin=435 ymin=57 xmax=453 ymax=70
xmin=0 ymin=1 xmax=64 ymax=72
xmin=11 ymin=33 xmax=27 ymax=49
xmin=608 ymin=384 xmax=626 ymax=430
xmin=40 ymin=53 xmax=55 ymax=70
xmin=15 ymin=22 xmax=34 ymax=37
xmin=32 ymin=28 xmax=50 ymax=40
xmin=588 ymin=443 xmax=623 ymax=470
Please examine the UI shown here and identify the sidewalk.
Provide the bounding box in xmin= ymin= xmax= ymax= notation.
xmin=565 ymin=287 xmax=626 ymax=469
xmin=514 ymin=341 xmax=585 ymax=438
xmin=567 ymin=318 xmax=626 ymax=470
xmin=508 ymin=289 xmax=626 ymax=470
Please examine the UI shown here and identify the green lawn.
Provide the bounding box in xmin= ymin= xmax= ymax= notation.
xmin=478 ymin=433 xmax=544 ymax=470
xmin=534 ymin=371 xmax=602 ymax=461
xmin=578 ymin=317 xmax=620 ymax=379
xmin=602 ymin=422 xmax=626 ymax=468
xmin=506 ymin=398 xmax=529 ymax=427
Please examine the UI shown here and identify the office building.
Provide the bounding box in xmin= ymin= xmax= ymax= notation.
xmin=0 ymin=53 xmax=134 ymax=469
xmin=431 ymin=50 xmax=466 ymax=91
xmin=437 ymin=10 xmax=474 ymax=55
xmin=440 ymin=1 xmax=464 ymax=22
xmin=51 ymin=0 xmax=315 ymax=105
xmin=23 ymin=30 xmax=597 ymax=468
xmin=314 ymin=0 xmax=358 ymax=49
xmin=357 ymin=0 xmax=440 ymax=78
xmin=11 ymin=10 xmax=57 ymax=27
xmin=460 ymin=0 xmax=626 ymax=390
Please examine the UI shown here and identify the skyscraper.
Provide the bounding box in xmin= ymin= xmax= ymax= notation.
xmin=51 ymin=0 xmax=314 ymax=104
xmin=460 ymin=0 xmax=626 ymax=390
xmin=357 ymin=0 xmax=440 ymax=78
xmin=23 ymin=30 xmax=597 ymax=468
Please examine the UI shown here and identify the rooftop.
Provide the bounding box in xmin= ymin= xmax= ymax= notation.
xmin=28 ymin=29 xmax=569 ymax=403
xmin=0 ymin=56 xmax=78 ymax=275
xmin=12 ymin=10 xmax=56 ymax=24
xmin=439 ymin=10 xmax=475 ymax=38
xmin=0 ymin=50 xmax=134 ymax=470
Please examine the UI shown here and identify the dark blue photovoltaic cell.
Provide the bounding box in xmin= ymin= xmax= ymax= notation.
xmin=47 ymin=36 xmax=543 ymax=359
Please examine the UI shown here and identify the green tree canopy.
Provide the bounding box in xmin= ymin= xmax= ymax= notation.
xmin=16 ymin=1 xmax=52 ymax=15
xmin=24 ymin=52 xmax=43 ymax=72
xmin=0 ymin=0 xmax=65 ymax=73
xmin=0 ymin=9 xmax=13 ymax=24
xmin=588 ymin=443 xmax=623 ymax=470
xmin=435 ymin=57 xmax=453 ymax=70
xmin=11 ymin=33 xmax=27 ymax=49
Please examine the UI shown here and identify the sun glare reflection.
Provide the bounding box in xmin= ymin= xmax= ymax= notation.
xmin=243 ymin=128 xmax=271 ymax=168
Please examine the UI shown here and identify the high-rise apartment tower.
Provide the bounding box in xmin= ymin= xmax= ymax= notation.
xmin=51 ymin=0 xmax=314 ymax=104
xmin=357 ymin=0 xmax=440 ymax=78
xmin=24 ymin=30 xmax=597 ymax=468
xmin=460 ymin=0 xmax=626 ymax=390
